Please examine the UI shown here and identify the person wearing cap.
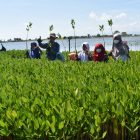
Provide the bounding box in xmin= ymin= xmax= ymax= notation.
xmin=37 ymin=33 xmax=60 ymax=60
xmin=29 ymin=42 xmax=42 ymax=59
xmin=108 ymin=31 xmax=130 ymax=61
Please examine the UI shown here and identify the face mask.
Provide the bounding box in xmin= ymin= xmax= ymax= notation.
xmin=96 ymin=48 xmax=102 ymax=53
xmin=114 ymin=40 xmax=120 ymax=44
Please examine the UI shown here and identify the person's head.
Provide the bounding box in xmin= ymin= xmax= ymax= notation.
xmin=113 ymin=32 xmax=122 ymax=45
xmin=94 ymin=43 xmax=105 ymax=54
xmin=49 ymin=33 xmax=57 ymax=42
xmin=82 ymin=42 xmax=90 ymax=52
xmin=31 ymin=42 xmax=37 ymax=50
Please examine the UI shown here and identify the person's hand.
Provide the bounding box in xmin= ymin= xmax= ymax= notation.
xmin=37 ymin=36 xmax=42 ymax=44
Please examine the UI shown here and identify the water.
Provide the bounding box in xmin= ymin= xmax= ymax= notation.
xmin=1 ymin=36 xmax=140 ymax=52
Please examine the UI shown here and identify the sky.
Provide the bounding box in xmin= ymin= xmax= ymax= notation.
xmin=0 ymin=0 xmax=140 ymax=40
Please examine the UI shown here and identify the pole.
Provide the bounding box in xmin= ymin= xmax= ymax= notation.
xmin=68 ymin=37 xmax=71 ymax=52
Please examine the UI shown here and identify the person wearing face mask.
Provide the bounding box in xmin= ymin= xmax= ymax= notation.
xmin=109 ymin=32 xmax=130 ymax=61
xmin=77 ymin=42 xmax=92 ymax=62
xmin=93 ymin=43 xmax=108 ymax=62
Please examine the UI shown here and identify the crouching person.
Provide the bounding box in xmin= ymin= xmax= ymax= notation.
xmin=29 ymin=42 xmax=42 ymax=59
xmin=68 ymin=42 xmax=92 ymax=62
xmin=108 ymin=32 xmax=130 ymax=61
xmin=93 ymin=43 xmax=108 ymax=62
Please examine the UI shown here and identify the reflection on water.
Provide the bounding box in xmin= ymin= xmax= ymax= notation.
xmin=1 ymin=36 xmax=140 ymax=52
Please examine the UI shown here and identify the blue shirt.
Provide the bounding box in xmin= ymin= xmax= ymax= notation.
xmin=38 ymin=41 xmax=60 ymax=60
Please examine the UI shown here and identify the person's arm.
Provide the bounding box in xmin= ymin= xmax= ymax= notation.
xmin=37 ymin=37 xmax=48 ymax=49
xmin=76 ymin=52 xmax=81 ymax=61
xmin=88 ymin=53 xmax=93 ymax=61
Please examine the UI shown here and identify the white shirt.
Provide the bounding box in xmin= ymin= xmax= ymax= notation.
xmin=78 ymin=51 xmax=89 ymax=62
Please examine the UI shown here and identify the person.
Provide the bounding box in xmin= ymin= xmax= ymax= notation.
xmin=37 ymin=33 xmax=62 ymax=61
xmin=93 ymin=43 xmax=108 ymax=62
xmin=0 ymin=43 xmax=6 ymax=51
xmin=68 ymin=42 xmax=92 ymax=62
xmin=108 ymin=32 xmax=130 ymax=61
xmin=29 ymin=42 xmax=42 ymax=59
xmin=77 ymin=42 xmax=92 ymax=61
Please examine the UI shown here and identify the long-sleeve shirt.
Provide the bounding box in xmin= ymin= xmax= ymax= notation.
xmin=38 ymin=41 xmax=60 ymax=60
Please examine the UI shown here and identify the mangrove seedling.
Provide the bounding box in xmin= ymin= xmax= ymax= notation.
xmin=71 ymin=19 xmax=77 ymax=52
xmin=26 ymin=22 xmax=32 ymax=50
xmin=99 ymin=25 xmax=105 ymax=47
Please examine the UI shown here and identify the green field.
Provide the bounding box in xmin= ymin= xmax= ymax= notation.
xmin=0 ymin=51 xmax=140 ymax=140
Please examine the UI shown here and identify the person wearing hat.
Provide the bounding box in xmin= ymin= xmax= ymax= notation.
xmin=37 ymin=33 xmax=60 ymax=60
xmin=108 ymin=31 xmax=130 ymax=61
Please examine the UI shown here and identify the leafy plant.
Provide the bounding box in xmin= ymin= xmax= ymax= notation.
xmin=49 ymin=25 xmax=54 ymax=34
xmin=99 ymin=25 xmax=105 ymax=47
xmin=26 ymin=22 xmax=32 ymax=50
xmin=108 ymin=19 xmax=113 ymax=35
xmin=71 ymin=19 xmax=77 ymax=52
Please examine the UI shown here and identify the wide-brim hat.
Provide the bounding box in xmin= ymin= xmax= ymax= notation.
xmin=49 ymin=33 xmax=57 ymax=39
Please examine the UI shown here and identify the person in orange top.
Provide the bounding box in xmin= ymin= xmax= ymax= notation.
xmin=93 ymin=43 xmax=108 ymax=62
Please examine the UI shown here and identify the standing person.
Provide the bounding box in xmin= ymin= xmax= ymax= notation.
xmin=0 ymin=43 xmax=6 ymax=51
xmin=93 ymin=43 xmax=108 ymax=62
xmin=37 ymin=33 xmax=61 ymax=61
xmin=29 ymin=42 xmax=42 ymax=59
xmin=109 ymin=32 xmax=130 ymax=61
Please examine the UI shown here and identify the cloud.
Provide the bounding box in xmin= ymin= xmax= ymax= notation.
xmin=115 ymin=13 xmax=127 ymax=19
xmin=89 ymin=12 xmax=127 ymax=21
xmin=88 ymin=11 xmax=140 ymax=34
xmin=89 ymin=12 xmax=98 ymax=19
xmin=100 ymin=13 xmax=112 ymax=21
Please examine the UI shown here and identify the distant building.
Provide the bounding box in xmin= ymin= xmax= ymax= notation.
xmin=121 ymin=32 xmax=127 ymax=36
xmin=14 ymin=38 xmax=22 ymax=41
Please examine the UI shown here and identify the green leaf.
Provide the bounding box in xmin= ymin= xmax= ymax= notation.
xmin=90 ymin=125 xmax=95 ymax=134
xmin=11 ymin=110 xmax=18 ymax=119
xmin=49 ymin=25 xmax=54 ymax=32
xmin=50 ymin=123 xmax=55 ymax=133
xmin=45 ymin=109 xmax=50 ymax=116
xmin=0 ymin=120 xmax=7 ymax=127
xmin=34 ymin=119 xmax=39 ymax=130
xmin=58 ymin=121 xmax=65 ymax=130
xmin=102 ymin=131 xmax=107 ymax=138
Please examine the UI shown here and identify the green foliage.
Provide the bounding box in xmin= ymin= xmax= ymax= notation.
xmin=49 ymin=25 xmax=54 ymax=33
xmin=0 ymin=51 xmax=140 ymax=139
xmin=99 ymin=25 xmax=104 ymax=32
xmin=26 ymin=22 xmax=32 ymax=31
xmin=108 ymin=19 xmax=113 ymax=27
xmin=71 ymin=19 xmax=75 ymax=29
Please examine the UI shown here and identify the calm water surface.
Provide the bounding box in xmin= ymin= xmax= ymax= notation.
xmin=1 ymin=36 xmax=140 ymax=52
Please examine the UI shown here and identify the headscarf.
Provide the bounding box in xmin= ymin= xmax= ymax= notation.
xmin=82 ymin=42 xmax=90 ymax=52
xmin=93 ymin=43 xmax=106 ymax=61
xmin=112 ymin=33 xmax=127 ymax=58
xmin=113 ymin=33 xmax=123 ymax=47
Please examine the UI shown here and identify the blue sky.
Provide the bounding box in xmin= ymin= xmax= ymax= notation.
xmin=0 ymin=0 xmax=140 ymax=40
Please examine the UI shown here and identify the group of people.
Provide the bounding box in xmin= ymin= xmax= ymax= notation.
xmin=28 ymin=33 xmax=64 ymax=61
xmin=28 ymin=31 xmax=130 ymax=62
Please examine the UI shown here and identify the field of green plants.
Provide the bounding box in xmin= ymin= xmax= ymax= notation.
xmin=0 ymin=50 xmax=140 ymax=140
